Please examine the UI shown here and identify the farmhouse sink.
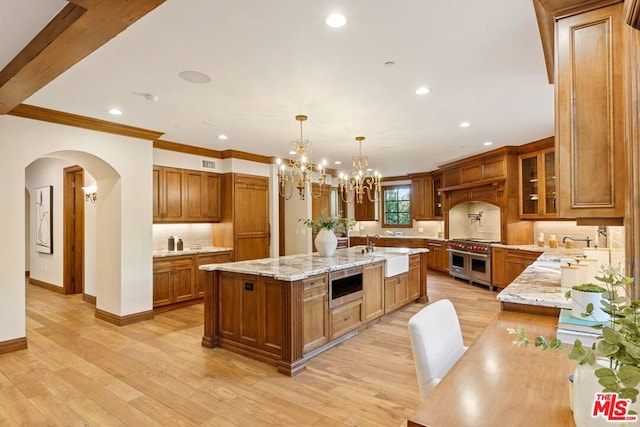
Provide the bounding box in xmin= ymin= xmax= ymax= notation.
xmin=382 ymin=253 xmax=409 ymax=277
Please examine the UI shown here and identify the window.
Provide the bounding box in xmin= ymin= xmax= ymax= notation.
xmin=383 ymin=185 xmax=411 ymax=227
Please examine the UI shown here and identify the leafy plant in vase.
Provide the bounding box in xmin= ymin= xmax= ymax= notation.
xmin=509 ymin=265 xmax=640 ymax=425
xmin=299 ymin=211 xmax=355 ymax=257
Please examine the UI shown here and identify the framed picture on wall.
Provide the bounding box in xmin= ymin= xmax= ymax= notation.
xmin=36 ymin=185 xmax=53 ymax=254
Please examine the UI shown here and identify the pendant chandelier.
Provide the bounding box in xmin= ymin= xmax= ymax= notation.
xmin=338 ymin=136 xmax=381 ymax=203
xmin=276 ymin=115 xmax=328 ymax=200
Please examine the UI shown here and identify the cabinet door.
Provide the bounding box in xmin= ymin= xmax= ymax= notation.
xmin=436 ymin=243 xmax=447 ymax=272
xmin=354 ymin=196 xmax=377 ymax=221
xmin=519 ymin=153 xmax=540 ymax=217
xmin=234 ymin=175 xmax=270 ymax=261
xmin=152 ymin=167 xmax=161 ymax=221
xmin=173 ymin=260 xmax=196 ymax=303
xmin=408 ymin=254 xmax=421 ymax=300
xmin=363 ymin=262 xmax=384 ymax=322
xmin=330 ymin=299 xmax=362 ymax=339
xmin=432 ymin=174 xmax=443 ymax=219
xmin=542 ymin=150 xmax=556 ymax=216
xmin=161 ymin=167 xmax=185 ymax=221
xmin=411 ymin=176 xmax=433 ymax=221
xmin=184 ymin=170 xmax=205 ymax=221
xmin=395 ymin=273 xmax=409 ymax=306
xmin=203 ymin=173 xmax=221 ymax=221
xmin=196 ymin=252 xmax=232 ymax=297
xmin=303 ymin=275 xmax=329 ymax=353
xmin=152 ymin=259 xmax=173 ymax=307
xmin=384 ymin=277 xmax=397 ymax=314
xmin=556 ymin=3 xmax=624 ymax=219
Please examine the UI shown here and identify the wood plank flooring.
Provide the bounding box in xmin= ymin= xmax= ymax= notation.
xmin=0 ymin=272 xmax=500 ymax=426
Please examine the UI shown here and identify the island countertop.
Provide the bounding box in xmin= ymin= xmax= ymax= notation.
xmin=496 ymin=248 xmax=586 ymax=309
xmin=199 ymin=246 xmax=428 ymax=281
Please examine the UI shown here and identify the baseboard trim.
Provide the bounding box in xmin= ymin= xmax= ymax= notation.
xmin=28 ymin=278 xmax=64 ymax=294
xmin=25 ymin=270 xmax=30 ymax=278
xmin=95 ymin=308 xmax=154 ymax=326
xmin=83 ymin=294 xmax=97 ymax=305
xmin=0 ymin=337 xmax=28 ymax=354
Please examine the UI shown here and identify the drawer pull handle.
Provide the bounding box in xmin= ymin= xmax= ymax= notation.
xmin=344 ymin=316 xmax=351 ymax=321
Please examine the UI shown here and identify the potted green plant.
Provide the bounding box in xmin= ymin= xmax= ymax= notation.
xmin=510 ymin=265 xmax=640 ymax=425
xmin=299 ymin=211 xmax=355 ymax=257
xmin=569 ymin=283 xmax=609 ymax=322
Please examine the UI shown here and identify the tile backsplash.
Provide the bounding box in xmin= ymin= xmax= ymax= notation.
xmin=152 ymin=223 xmax=214 ymax=251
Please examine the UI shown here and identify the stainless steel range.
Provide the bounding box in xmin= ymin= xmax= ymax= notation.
xmin=448 ymin=239 xmax=498 ymax=290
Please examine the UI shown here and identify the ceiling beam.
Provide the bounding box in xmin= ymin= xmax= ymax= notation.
xmin=0 ymin=0 xmax=165 ymax=114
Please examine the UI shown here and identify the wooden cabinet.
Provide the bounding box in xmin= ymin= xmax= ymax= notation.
xmin=411 ymin=175 xmax=434 ymax=221
xmin=154 ymin=251 xmax=232 ymax=308
xmin=555 ymin=3 xmax=625 ymax=220
xmin=330 ymin=299 xmax=362 ymax=339
xmin=152 ymin=255 xmax=195 ymax=307
xmin=432 ymin=173 xmax=443 ymax=219
xmin=384 ymin=272 xmax=408 ymax=314
xmin=218 ymin=273 xmax=283 ymax=355
xmin=363 ymin=261 xmax=385 ymax=322
xmin=216 ymin=174 xmax=270 ymax=261
xmin=426 ymin=239 xmax=447 ymax=272
xmin=195 ymin=252 xmax=233 ymax=297
xmin=153 ymin=166 xmax=221 ymax=223
xmin=303 ymin=274 xmax=329 ymax=353
xmin=519 ymin=149 xmax=556 ymax=218
xmin=408 ymin=254 xmax=421 ymax=300
xmin=153 ymin=166 xmax=185 ymax=222
xmin=492 ymin=247 xmax=541 ymax=290
xmin=354 ymin=195 xmax=377 ymax=221
xmin=349 ymin=236 xmax=428 ymax=249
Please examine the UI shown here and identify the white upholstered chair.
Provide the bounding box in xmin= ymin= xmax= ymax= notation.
xmin=407 ymin=299 xmax=468 ymax=400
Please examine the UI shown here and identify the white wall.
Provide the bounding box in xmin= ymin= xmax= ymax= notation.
xmin=0 ymin=115 xmax=153 ymax=343
xmin=25 ymin=157 xmax=73 ymax=288
xmin=284 ymin=190 xmax=311 ymax=255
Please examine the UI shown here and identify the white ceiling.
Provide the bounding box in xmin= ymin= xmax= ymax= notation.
xmin=3 ymin=0 xmax=554 ymax=177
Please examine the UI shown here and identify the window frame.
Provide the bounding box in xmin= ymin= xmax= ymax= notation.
xmin=382 ymin=184 xmax=412 ymax=228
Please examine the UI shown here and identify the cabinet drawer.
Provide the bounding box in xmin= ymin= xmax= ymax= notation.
xmin=409 ymin=254 xmax=421 ymax=268
xmin=331 ymin=299 xmax=362 ymax=339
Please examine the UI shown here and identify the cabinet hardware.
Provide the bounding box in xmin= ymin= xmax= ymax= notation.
xmin=244 ymin=282 xmax=254 ymax=291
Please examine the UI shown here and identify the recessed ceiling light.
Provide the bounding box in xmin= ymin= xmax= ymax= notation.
xmin=483 ymin=141 xmax=493 ymax=146
xmin=179 ymin=70 xmax=212 ymax=84
xmin=289 ymin=150 xmax=296 ymax=155
xmin=108 ymin=108 xmax=122 ymax=115
xmin=459 ymin=121 xmax=471 ymax=128
xmin=326 ymin=13 xmax=346 ymax=28
xmin=334 ymin=160 xmax=342 ymax=165
xmin=218 ymin=134 xmax=228 ymax=140
xmin=384 ymin=61 xmax=396 ymax=68
xmin=416 ymin=87 xmax=430 ymax=95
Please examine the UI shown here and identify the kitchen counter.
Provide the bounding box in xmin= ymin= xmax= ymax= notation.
xmin=496 ymin=247 xmax=588 ymax=310
xmin=199 ymin=246 xmax=428 ymax=281
xmin=351 ymin=234 xmax=446 ymax=240
xmin=153 ymin=246 xmax=233 ymax=258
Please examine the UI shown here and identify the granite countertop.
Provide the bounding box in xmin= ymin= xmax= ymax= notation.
xmin=351 ymin=235 xmax=446 ymax=241
xmin=496 ymin=248 xmax=588 ymax=309
xmin=153 ymin=246 xmax=233 ymax=258
xmin=199 ymin=246 xmax=428 ymax=281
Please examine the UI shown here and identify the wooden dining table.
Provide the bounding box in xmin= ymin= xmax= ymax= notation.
xmin=407 ymin=311 xmax=577 ymax=427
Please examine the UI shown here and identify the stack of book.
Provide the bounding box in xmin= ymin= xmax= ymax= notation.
xmin=556 ymin=308 xmax=605 ymax=347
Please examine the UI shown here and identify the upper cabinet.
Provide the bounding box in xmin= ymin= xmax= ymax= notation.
xmin=555 ymin=3 xmax=625 ymax=221
xmin=153 ymin=166 xmax=221 ymax=223
xmin=354 ymin=194 xmax=377 ymax=221
xmin=519 ymin=148 xmax=556 ymax=218
xmin=410 ymin=173 xmax=442 ymax=221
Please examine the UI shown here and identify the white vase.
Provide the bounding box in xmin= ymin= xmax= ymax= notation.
xmin=315 ymin=229 xmax=338 ymax=257
xmin=572 ymin=363 xmax=639 ymax=426
xmin=571 ymin=289 xmax=608 ymax=322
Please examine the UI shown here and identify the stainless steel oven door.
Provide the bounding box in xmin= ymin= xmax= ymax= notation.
xmin=468 ymin=253 xmax=491 ymax=286
xmin=448 ymin=249 xmax=469 ymax=280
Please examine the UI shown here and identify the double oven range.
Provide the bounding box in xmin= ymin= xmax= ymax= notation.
xmin=448 ymin=239 xmax=498 ymax=290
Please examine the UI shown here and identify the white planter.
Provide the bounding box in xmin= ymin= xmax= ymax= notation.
xmin=315 ymin=229 xmax=338 ymax=257
xmin=573 ymin=363 xmax=639 ymax=426
xmin=571 ymin=289 xmax=608 ymax=322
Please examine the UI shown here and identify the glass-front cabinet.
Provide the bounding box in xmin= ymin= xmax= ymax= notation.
xmin=432 ymin=173 xmax=443 ymax=219
xmin=519 ymin=149 xmax=556 ymax=218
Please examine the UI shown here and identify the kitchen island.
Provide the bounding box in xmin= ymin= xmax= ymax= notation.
xmin=199 ymin=246 xmax=428 ymax=375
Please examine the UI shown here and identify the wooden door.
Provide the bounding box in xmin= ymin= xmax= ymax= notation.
xmin=408 ymin=254 xmax=420 ymax=300
xmin=63 ymin=166 xmax=84 ymax=295
xmin=303 ymin=275 xmax=329 ymax=353
xmin=152 ymin=259 xmax=173 ymax=307
xmin=173 ymin=257 xmax=195 ymax=303
xmin=204 ymin=173 xmax=221 ymax=221
xmin=184 ymin=170 xmax=204 ymax=221
xmin=161 ymin=167 xmax=184 ymax=221
xmin=234 ymin=174 xmax=269 ymax=261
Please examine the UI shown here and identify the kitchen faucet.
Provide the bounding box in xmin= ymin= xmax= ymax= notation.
xmin=562 ymin=235 xmax=592 ymax=247
xmin=365 ymin=234 xmax=379 ymax=252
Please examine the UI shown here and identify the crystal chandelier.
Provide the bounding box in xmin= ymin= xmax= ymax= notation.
xmin=275 ymin=115 xmax=328 ymax=200
xmin=338 ymin=136 xmax=381 ymax=203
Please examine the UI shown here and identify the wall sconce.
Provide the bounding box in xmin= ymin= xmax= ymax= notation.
xmin=82 ymin=183 xmax=97 ymax=206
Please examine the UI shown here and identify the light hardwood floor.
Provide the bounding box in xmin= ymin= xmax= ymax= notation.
xmin=0 ymin=272 xmax=500 ymax=426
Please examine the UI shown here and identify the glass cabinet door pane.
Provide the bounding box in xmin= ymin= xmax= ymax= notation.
xmin=521 ymin=156 xmax=538 ymax=215
xmin=544 ymin=151 xmax=556 ymax=214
